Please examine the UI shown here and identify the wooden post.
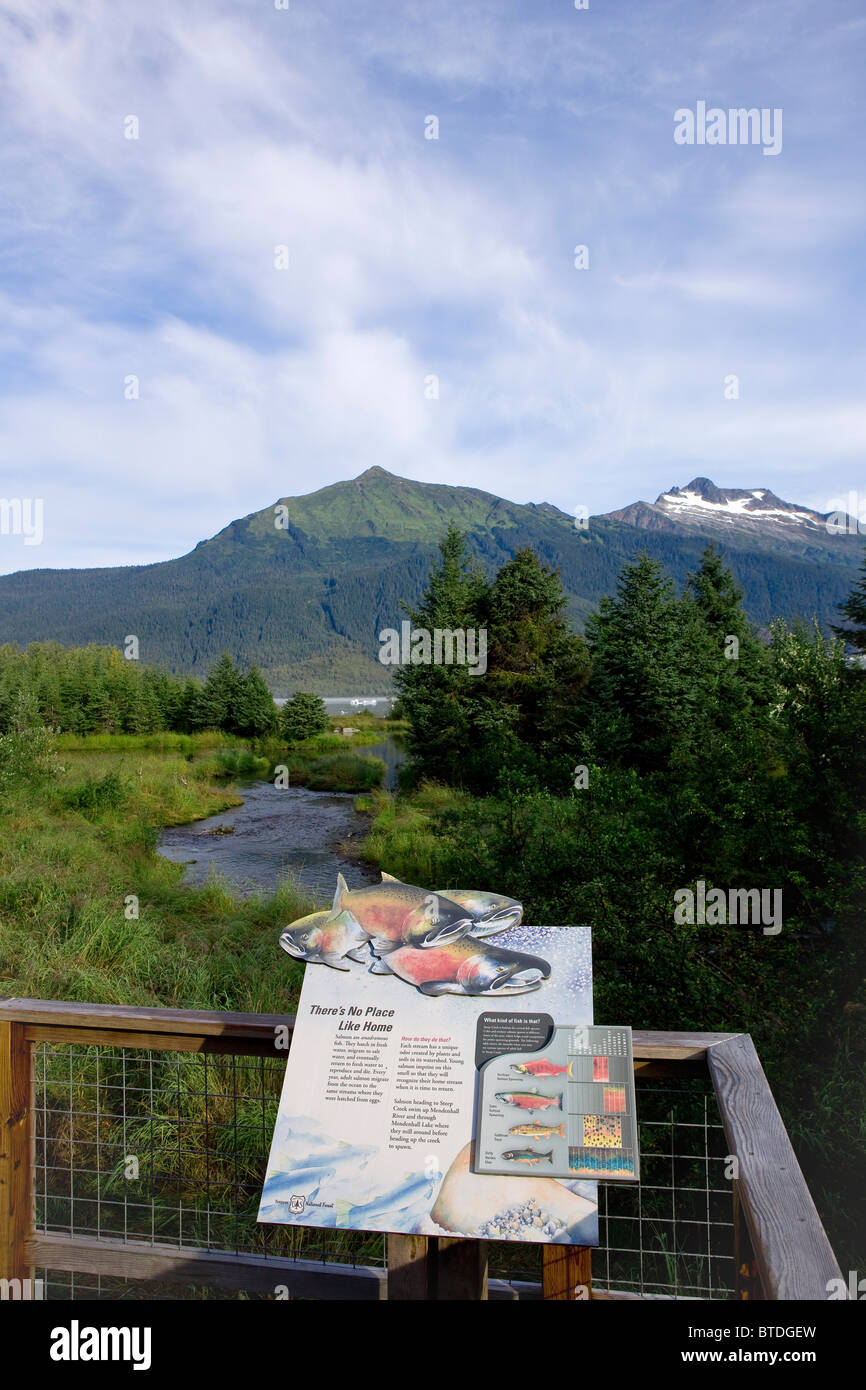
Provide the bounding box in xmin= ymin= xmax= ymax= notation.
xmin=0 ymin=1022 xmax=33 ymax=1290
xmin=387 ymin=1234 xmax=434 ymax=1299
xmin=708 ymin=1034 xmax=841 ymax=1300
xmin=387 ymin=1235 xmax=488 ymax=1300
xmin=542 ymin=1244 xmax=592 ymax=1300
xmin=435 ymin=1238 xmax=488 ymax=1300
xmin=733 ymin=1180 xmax=764 ymax=1301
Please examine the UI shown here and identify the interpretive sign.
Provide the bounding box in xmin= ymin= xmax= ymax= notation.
xmin=258 ymin=915 xmax=599 ymax=1245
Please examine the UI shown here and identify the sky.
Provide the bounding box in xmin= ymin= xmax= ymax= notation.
xmin=1 ymin=0 xmax=864 ymax=572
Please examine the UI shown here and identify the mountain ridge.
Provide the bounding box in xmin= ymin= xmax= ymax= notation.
xmin=0 ymin=469 xmax=862 ymax=694
xmin=602 ymin=475 xmax=848 ymax=549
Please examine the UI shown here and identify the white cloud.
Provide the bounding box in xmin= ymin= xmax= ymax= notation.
xmin=0 ymin=0 xmax=863 ymax=572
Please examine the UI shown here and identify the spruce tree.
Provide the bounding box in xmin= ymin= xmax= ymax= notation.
xmin=684 ymin=545 xmax=772 ymax=721
xmin=281 ymin=691 xmax=329 ymax=743
xmin=582 ymin=554 xmax=694 ymax=772
xmin=196 ymin=653 xmax=242 ymax=731
xmin=476 ymin=548 xmax=589 ymax=785
xmin=394 ymin=525 xmax=489 ymax=785
xmin=236 ymin=666 xmax=277 ymax=737
xmin=834 ymin=554 xmax=866 ymax=653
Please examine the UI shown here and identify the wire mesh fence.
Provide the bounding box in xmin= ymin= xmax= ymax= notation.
xmin=32 ymin=1043 xmax=735 ymax=1300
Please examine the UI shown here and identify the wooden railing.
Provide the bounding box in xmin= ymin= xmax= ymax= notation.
xmin=0 ymin=999 xmax=842 ymax=1300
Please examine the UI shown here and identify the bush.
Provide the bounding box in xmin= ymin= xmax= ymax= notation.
xmin=0 ymin=716 xmax=59 ymax=794
xmin=59 ymin=771 xmax=129 ymax=818
xmin=212 ymin=750 xmax=269 ymax=779
xmin=297 ymin=752 xmax=385 ymax=792
xmin=281 ymin=692 xmax=329 ymax=743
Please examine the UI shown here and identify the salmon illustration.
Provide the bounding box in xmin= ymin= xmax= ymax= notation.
xmin=495 ymin=1090 xmax=562 ymax=1112
xmin=380 ymin=875 xmax=523 ymax=936
xmin=279 ymin=909 xmax=369 ymax=971
xmin=370 ymin=937 xmax=551 ymax=997
xmin=510 ymin=1058 xmax=573 ymax=1078
xmin=501 ymin=1148 xmax=554 ymax=1166
xmin=328 ymin=873 xmax=476 ymax=956
xmin=507 ymin=1122 xmax=566 ymax=1140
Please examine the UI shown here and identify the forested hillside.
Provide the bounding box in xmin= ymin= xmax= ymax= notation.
xmin=0 ymin=467 xmax=862 ymax=693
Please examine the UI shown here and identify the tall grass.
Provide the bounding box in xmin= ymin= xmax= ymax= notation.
xmin=0 ymin=739 xmax=312 ymax=1010
xmin=56 ymin=731 xmax=238 ymax=755
xmin=292 ymin=751 xmax=385 ymax=792
xmin=359 ymin=783 xmax=470 ymax=882
xmin=255 ymin=736 xmax=386 ymax=792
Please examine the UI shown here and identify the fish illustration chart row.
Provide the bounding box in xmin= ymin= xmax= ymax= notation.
xmin=474 ymin=1024 xmax=640 ymax=1181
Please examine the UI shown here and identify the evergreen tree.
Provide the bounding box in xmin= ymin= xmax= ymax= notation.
xmin=175 ymin=678 xmax=203 ymax=733
xmin=682 ymin=546 xmax=773 ymax=736
xmin=834 ymin=553 xmax=866 ymax=652
xmin=582 ymin=554 xmax=696 ymax=772
xmin=394 ymin=525 xmax=489 ymax=785
xmin=195 ymin=653 xmax=243 ymax=730
xmin=281 ymin=691 xmax=329 ymax=743
xmin=0 ymin=642 xmax=208 ymax=735
xmin=686 ymin=546 xmax=750 ymax=637
xmin=470 ymin=548 xmax=589 ymax=789
xmin=235 ymin=666 xmax=277 ymax=737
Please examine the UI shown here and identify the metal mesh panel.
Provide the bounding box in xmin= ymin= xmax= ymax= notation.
xmin=35 ymin=1269 xmax=276 ymax=1301
xmin=593 ymin=1077 xmax=736 ymax=1298
xmin=33 ymin=1044 xmax=735 ymax=1299
xmin=34 ymin=1042 xmax=386 ymax=1274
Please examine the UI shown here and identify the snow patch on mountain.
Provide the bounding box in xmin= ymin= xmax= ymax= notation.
xmin=604 ymin=477 xmax=840 ymax=536
xmin=657 ymin=485 xmax=823 ymax=528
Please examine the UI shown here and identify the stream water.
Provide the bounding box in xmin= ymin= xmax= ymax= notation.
xmin=158 ymin=736 xmax=404 ymax=900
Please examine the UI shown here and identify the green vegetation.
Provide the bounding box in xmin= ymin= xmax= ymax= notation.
xmin=0 ymin=468 xmax=862 ymax=694
xmin=835 ymin=549 xmax=866 ymax=652
xmin=0 ymin=726 xmax=311 ymax=1010
xmin=256 ymin=729 xmax=387 ymax=793
xmin=0 ymin=700 xmax=387 ymax=1276
xmin=3 ymin=525 xmax=864 ymax=1278
xmin=395 ymin=526 xmax=589 ymax=790
xmin=366 ymin=534 xmax=866 ymax=1270
xmin=0 ymin=644 xmax=390 ymax=796
xmin=195 ymin=652 xmax=277 ymax=736
xmin=281 ymin=690 xmax=329 ymax=742
xmin=288 ymin=750 xmax=384 ymax=792
xmin=0 ymin=642 xmax=277 ymax=736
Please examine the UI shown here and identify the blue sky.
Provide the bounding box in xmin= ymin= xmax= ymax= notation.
xmin=1 ymin=0 xmax=864 ymax=571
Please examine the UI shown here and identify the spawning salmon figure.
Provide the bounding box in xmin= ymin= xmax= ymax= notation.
xmin=501 ymin=1148 xmax=555 ymax=1167
xmin=279 ymin=909 xmax=369 ymax=972
xmin=380 ymin=875 xmax=523 ymax=936
xmin=495 ymin=1090 xmax=562 ymax=1112
xmin=280 ymin=873 xmax=477 ymax=969
xmin=329 ymin=873 xmax=477 ymax=955
xmin=507 ymin=1122 xmax=566 ymax=1140
xmin=510 ymin=1058 xmax=573 ymax=1078
xmin=370 ymin=936 xmax=551 ymax=997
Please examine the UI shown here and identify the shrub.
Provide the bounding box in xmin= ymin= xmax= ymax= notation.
xmin=59 ymin=771 xmax=129 ymax=818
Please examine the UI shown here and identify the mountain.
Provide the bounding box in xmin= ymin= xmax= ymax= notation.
xmin=603 ymin=476 xmax=851 ymax=551
xmin=0 ymin=467 xmax=862 ymax=694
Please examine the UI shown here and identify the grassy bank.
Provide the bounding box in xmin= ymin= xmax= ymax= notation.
xmin=258 ymin=722 xmax=399 ymax=792
xmin=0 ymin=736 xmax=311 ymax=1010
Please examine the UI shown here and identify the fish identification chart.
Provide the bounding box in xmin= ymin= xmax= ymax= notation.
xmin=473 ymin=1024 xmax=640 ymax=1180
xmin=258 ymin=924 xmax=599 ymax=1244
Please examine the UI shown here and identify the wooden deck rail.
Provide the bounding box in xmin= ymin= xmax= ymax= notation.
xmin=0 ymin=998 xmax=842 ymax=1301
